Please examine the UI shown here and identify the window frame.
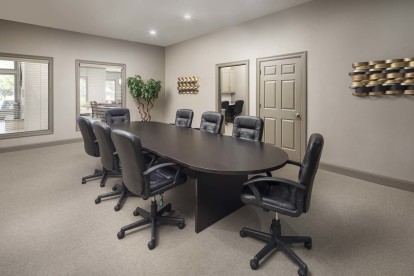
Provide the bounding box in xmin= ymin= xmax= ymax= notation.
xmin=75 ymin=59 xmax=126 ymax=130
xmin=0 ymin=52 xmax=53 ymax=140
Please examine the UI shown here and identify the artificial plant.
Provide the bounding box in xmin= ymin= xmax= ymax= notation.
xmin=127 ymin=75 xmax=161 ymax=121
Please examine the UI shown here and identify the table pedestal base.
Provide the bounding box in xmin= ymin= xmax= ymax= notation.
xmin=195 ymin=172 xmax=247 ymax=233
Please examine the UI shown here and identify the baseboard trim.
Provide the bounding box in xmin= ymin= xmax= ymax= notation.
xmin=320 ymin=162 xmax=414 ymax=193
xmin=0 ymin=138 xmax=83 ymax=153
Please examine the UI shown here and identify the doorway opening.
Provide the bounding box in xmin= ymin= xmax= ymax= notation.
xmin=216 ymin=60 xmax=249 ymax=136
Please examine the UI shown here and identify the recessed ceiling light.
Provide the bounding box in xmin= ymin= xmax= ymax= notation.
xmin=149 ymin=30 xmax=157 ymax=36
xmin=184 ymin=14 xmax=192 ymax=20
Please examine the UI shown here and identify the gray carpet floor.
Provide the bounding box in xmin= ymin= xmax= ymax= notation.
xmin=0 ymin=142 xmax=413 ymax=276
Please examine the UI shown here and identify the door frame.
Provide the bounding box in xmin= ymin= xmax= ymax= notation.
xmin=256 ymin=51 xmax=307 ymax=160
xmin=215 ymin=60 xmax=249 ymax=115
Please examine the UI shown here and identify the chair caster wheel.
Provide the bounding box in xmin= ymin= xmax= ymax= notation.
xmin=148 ymin=240 xmax=155 ymax=250
xmin=117 ymin=231 xmax=125 ymax=239
xmin=250 ymin=259 xmax=259 ymax=270
xmin=100 ymin=182 xmax=105 ymax=188
xmin=240 ymin=230 xmax=247 ymax=237
xmin=114 ymin=205 xmax=121 ymax=212
xmin=94 ymin=169 xmax=99 ymax=174
xmin=133 ymin=210 xmax=139 ymax=216
xmin=178 ymin=223 xmax=185 ymax=229
xmin=112 ymin=186 xmax=117 ymax=191
xmin=95 ymin=198 xmax=101 ymax=204
xmin=298 ymin=268 xmax=307 ymax=276
xmin=304 ymin=241 xmax=312 ymax=249
xmin=165 ymin=204 xmax=172 ymax=212
xmin=81 ymin=180 xmax=86 ymax=184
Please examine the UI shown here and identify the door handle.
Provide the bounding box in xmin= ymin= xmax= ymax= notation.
xmin=296 ymin=113 xmax=301 ymax=119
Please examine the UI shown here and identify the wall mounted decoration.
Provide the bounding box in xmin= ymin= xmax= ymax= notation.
xmin=350 ymin=58 xmax=414 ymax=97
xmin=178 ymin=76 xmax=199 ymax=94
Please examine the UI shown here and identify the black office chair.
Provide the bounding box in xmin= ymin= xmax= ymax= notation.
xmin=175 ymin=109 xmax=194 ymax=128
xmin=112 ymin=130 xmax=187 ymax=250
xmin=77 ymin=116 xmax=103 ymax=184
xmin=199 ymin=111 xmax=223 ymax=134
xmin=239 ymin=133 xmax=324 ymax=276
xmin=232 ymin=116 xmax=272 ymax=176
xmin=228 ymin=100 xmax=244 ymax=122
xmin=105 ymin=108 xmax=130 ymax=124
xmin=221 ymin=101 xmax=229 ymax=110
xmin=232 ymin=116 xmax=264 ymax=142
xmin=92 ymin=121 xmax=131 ymax=210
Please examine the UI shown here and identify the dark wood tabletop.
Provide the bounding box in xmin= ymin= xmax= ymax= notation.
xmin=110 ymin=121 xmax=288 ymax=175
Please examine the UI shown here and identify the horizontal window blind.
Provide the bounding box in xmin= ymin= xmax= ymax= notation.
xmin=0 ymin=53 xmax=52 ymax=139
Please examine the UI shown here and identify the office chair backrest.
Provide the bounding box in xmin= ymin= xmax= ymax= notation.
xmin=298 ymin=133 xmax=324 ymax=213
xmin=175 ymin=109 xmax=194 ymax=128
xmin=232 ymin=116 xmax=264 ymax=142
xmin=111 ymin=130 xmax=147 ymax=196
xmin=92 ymin=121 xmax=118 ymax=171
xmin=105 ymin=108 xmax=130 ymax=124
xmin=77 ymin=116 xmax=100 ymax=157
xmin=200 ymin=111 xmax=223 ymax=134
xmin=234 ymin=100 xmax=244 ymax=115
xmin=221 ymin=101 xmax=229 ymax=110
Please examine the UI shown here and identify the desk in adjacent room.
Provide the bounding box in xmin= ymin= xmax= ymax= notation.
xmin=110 ymin=121 xmax=288 ymax=233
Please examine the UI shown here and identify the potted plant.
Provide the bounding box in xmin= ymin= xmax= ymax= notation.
xmin=127 ymin=75 xmax=161 ymax=121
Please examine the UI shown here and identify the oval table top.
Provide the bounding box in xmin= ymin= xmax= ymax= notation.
xmin=110 ymin=121 xmax=288 ymax=175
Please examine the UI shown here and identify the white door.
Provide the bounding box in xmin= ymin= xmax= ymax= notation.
xmin=258 ymin=52 xmax=306 ymax=162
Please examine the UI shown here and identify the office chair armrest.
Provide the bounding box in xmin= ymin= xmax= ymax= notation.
xmin=143 ymin=162 xmax=179 ymax=175
xmin=287 ymin=160 xmax=301 ymax=167
xmin=243 ymin=181 xmax=262 ymax=201
xmin=142 ymin=150 xmax=157 ymax=167
xmin=244 ymin=176 xmax=306 ymax=190
xmin=143 ymin=162 xmax=184 ymax=184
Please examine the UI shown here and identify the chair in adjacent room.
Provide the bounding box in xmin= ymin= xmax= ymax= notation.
xmin=76 ymin=116 xmax=103 ymax=184
xmin=239 ymin=133 xmax=324 ymax=276
xmin=92 ymin=121 xmax=128 ymax=210
xmin=199 ymin=111 xmax=223 ymax=134
xmin=232 ymin=115 xmax=264 ymax=142
xmin=112 ymin=129 xmax=187 ymax=250
xmin=105 ymin=108 xmax=130 ymax=124
xmin=228 ymin=100 xmax=244 ymax=122
xmin=90 ymin=101 xmax=98 ymax=118
xmin=175 ymin=109 xmax=194 ymax=128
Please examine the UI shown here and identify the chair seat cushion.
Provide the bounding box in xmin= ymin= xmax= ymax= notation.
xmin=241 ymin=178 xmax=297 ymax=212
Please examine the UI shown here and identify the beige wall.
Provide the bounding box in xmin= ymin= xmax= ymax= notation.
xmin=165 ymin=0 xmax=414 ymax=183
xmin=0 ymin=20 xmax=165 ymax=148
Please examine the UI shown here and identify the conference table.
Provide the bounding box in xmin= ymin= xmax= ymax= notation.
xmin=110 ymin=121 xmax=288 ymax=233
